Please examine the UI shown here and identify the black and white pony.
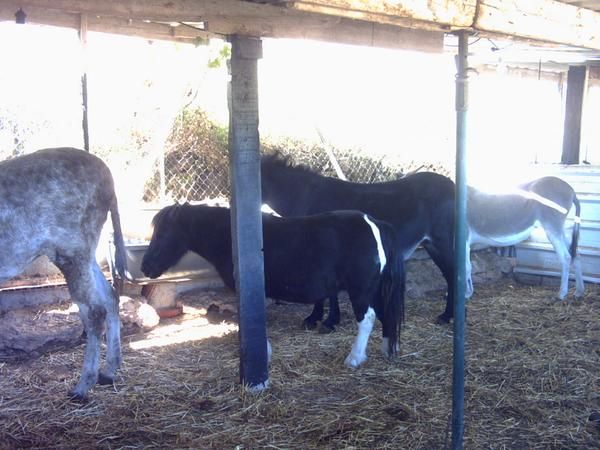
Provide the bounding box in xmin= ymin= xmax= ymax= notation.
xmin=0 ymin=148 xmax=126 ymax=400
xmin=141 ymin=204 xmax=405 ymax=368
xmin=260 ymin=153 xmax=456 ymax=327
xmin=467 ymin=176 xmax=584 ymax=299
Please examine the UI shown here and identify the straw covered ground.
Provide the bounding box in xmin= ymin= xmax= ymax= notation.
xmin=0 ymin=279 xmax=599 ymax=449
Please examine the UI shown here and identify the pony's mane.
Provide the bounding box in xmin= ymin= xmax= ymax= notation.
xmin=152 ymin=203 xmax=186 ymax=228
xmin=261 ymin=152 xmax=322 ymax=178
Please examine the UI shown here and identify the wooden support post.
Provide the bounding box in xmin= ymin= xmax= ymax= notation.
xmin=79 ymin=13 xmax=89 ymax=151
xmin=228 ymin=35 xmax=269 ymax=391
xmin=561 ymin=65 xmax=588 ymax=164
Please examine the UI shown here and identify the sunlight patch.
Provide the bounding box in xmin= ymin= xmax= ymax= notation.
xmin=128 ymin=318 xmax=238 ymax=350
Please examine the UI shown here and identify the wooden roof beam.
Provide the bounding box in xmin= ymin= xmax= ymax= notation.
xmin=476 ymin=0 xmax=600 ymax=50
xmin=1 ymin=0 xmax=444 ymax=52
xmin=0 ymin=4 xmax=211 ymax=43
xmin=287 ymin=0 xmax=600 ymax=50
xmin=4 ymin=1 xmax=600 ymax=50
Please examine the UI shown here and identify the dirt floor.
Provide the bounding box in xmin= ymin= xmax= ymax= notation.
xmin=0 ymin=279 xmax=599 ymax=449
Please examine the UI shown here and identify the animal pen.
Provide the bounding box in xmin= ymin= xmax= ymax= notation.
xmin=0 ymin=1 xmax=600 ymax=449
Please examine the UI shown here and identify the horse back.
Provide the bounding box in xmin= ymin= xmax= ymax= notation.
xmin=308 ymin=172 xmax=455 ymax=239
xmin=262 ymin=211 xmax=383 ymax=302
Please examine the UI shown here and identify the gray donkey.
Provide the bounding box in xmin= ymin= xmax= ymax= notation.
xmin=466 ymin=176 xmax=584 ymax=300
xmin=0 ymin=147 xmax=126 ymax=400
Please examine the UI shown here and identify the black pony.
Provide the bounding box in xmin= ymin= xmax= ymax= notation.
xmin=261 ymin=153 xmax=456 ymax=327
xmin=141 ymin=203 xmax=405 ymax=368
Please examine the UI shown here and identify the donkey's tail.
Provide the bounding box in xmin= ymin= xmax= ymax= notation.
xmin=379 ymin=224 xmax=405 ymax=358
xmin=110 ymin=195 xmax=127 ymax=295
xmin=570 ymin=194 xmax=581 ymax=259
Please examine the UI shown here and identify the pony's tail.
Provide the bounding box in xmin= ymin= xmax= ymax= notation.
xmin=379 ymin=225 xmax=405 ymax=358
xmin=109 ymin=195 xmax=127 ymax=296
xmin=570 ymin=194 xmax=581 ymax=259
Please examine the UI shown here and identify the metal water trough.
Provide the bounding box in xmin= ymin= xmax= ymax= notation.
xmin=107 ymin=206 xmax=221 ymax=286
xmin=108 ymin=240 xmax=219 ymax=285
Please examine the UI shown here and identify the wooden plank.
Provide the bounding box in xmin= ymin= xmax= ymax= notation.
xmin=559 ymin=0 xmax=600 ymax=11
xmin=6 ymin=0 xmax=600 ymax=51
xmin=562 ymin=65 xmax=588 ymax=164
xmin=228 ymin=35 xmax=269 ymax=390
xmin=0 ymin=4 xmax=211 ymax=43
xmin=288 ymin=0 xmax=600 ymax=50
xmin=476 ymin=0 xmax=600 ymax=50
xmin=476 ymin=65 xmax=564 ymax=83
xmin=5 ymin=0 xmax=207 ymax=23
xmin=11 ymin=0 xmax=441 ymax=30
xmin=2 ymin=0 xmax=443 ymax=51
xmin=288 ymin=0 xmax=476 ymax=28
xmin=208 ymin=14 xmax=443 ymax=51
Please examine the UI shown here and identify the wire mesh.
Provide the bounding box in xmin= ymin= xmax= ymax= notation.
xmin=142 ymin=137 xmax=452 ymax=203
xmin=141 ymin=108 xmax=451 ymax=203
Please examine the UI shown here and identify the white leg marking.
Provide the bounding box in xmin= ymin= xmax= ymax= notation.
xmin=267 ymin=339 xmax=272 ymax=364
xmin=261 ymin=204 xmax=281 ymax=217
xmin=363 ymin=215 xmax=386 ymax=273
xmin=465 ymin=241 xmax=474 ymax=298
xmin=345 ymin=307 xmax=376 ymax=368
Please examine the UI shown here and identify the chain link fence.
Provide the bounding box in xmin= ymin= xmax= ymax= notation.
xmin=262 ymin=138 xmax=452 ymax=184
xmin=142 ymin=108 xmax=230 ymax=202
xmin=141 ymin=107 xmax=452 ymax=203
xmin=0 ymin=105 xmax=451 ymax=205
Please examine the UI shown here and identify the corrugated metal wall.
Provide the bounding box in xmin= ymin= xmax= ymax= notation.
xmin=515 ymin=164 xmax=600 ymax=284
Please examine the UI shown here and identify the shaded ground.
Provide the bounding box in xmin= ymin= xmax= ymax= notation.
xmin=0 ymin=279 xmax=598 ymax=449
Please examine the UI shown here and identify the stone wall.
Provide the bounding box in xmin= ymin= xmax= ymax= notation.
xmin=405 ymin=247 xmax=514 ymax=299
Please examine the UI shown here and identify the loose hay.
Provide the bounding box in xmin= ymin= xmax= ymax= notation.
xmin=0 ymin=279 xmax=598 ymax=448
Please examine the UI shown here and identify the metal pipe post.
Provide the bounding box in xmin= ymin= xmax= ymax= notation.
xmin=452 ymin=29 xmax=469 ymax=450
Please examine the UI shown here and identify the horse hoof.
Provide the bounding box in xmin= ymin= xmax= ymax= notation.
xmin=97 ymin=372 xmax=115 ymax=386
xmin=435 ymin=314 xmax=451 ymax=325
xmin=381 ymin=338 xmax=398 ymax=359
xmin=68 ymin=390 xmax=89 ymax=403
xmin=386 ymin=349 xmax=398 ymax=360
xmin=344 ymin=353 xmax=366 ymax=368
xmin=318 ymin=323 xmax=335 ymax=334
xmin=383 ymin=348 xmax=398 ymax=360
xmin=302 ymin=319 xmax=318 ymax=330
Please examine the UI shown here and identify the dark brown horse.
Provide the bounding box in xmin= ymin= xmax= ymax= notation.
xmin=261 ymin=153 xmax=456 ymax=327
